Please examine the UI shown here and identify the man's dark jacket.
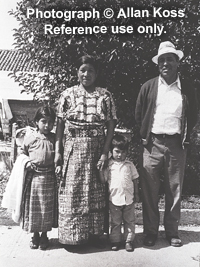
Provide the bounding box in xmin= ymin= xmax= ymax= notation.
xmin=135 ymin=76 xmax=198 ymax=146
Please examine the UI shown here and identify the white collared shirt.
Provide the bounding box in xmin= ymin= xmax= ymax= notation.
xmin=104 ymin=158 xmax=139 ymax=206
xmin=151 ymin=76 xmax=182 ymax=135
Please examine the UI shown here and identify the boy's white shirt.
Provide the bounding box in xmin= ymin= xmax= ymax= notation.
xmin=104 ymin=158 xmax=139 ymax=206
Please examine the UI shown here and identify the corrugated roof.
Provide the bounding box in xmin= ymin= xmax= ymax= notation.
xmin=0 ymin=49 xmax=45 ymax=72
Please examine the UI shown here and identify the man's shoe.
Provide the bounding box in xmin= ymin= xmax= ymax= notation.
xmin=166 ymin=236 xmax=182 ymax=247
xmin=125 ymin=242 xmax=134 ymax=252
xmin=143 ymin=234 xmax=157 ymax=246
xmin=111 ymin=242 xmax=120 ymax=251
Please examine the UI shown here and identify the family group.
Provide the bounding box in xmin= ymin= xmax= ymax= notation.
xmin=2 ymin=41 xmax=197 ymax=253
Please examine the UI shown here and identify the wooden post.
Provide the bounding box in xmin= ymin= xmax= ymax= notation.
xmin=10 ymin=122 xmax=18 ymax=165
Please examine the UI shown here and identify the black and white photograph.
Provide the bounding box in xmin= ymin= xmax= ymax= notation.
xmin=0 ymin=0 xmax=200 ymax=266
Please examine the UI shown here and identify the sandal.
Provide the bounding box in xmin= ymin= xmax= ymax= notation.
xmin=39 ymin=235 xmax=49 ymax=250
xmin=30 ymin=234 xmax=40 ymax=249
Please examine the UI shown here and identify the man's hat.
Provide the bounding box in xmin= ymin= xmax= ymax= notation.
xmin=152 ymin=41 xmax=184 ymax=64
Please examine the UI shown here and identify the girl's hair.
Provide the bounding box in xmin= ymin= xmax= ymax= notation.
xmin=33 ymin=106 xmax=56 ymax=123
xmin=75 ymin=55 xmax=99 ymax=72
xmin=111 ymin=134 xmax=129 ymax=151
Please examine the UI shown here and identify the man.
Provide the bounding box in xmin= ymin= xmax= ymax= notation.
xmin=135 ymin=41 xmax=197 ymax=247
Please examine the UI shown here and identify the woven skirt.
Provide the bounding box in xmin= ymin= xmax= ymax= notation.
xmin=22 ymin=170 xmax=57 ymax=233
xmin=58 ymin=133 xmax=105 ymax=245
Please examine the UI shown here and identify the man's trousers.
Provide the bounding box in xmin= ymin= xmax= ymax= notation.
xmin=140 ymin=134 xmax=187 ymax=237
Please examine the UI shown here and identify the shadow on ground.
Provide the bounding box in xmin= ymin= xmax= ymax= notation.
xmin=45 ymin=229 xmax=200 ymax=254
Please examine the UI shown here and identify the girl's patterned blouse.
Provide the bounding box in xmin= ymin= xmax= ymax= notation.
xmin=22 ymin=130 xmax=55 ymax=167
xmin=57 ymin=85 xmax=117 ymax=124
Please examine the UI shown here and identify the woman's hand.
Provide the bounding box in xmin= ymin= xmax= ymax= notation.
xmin=54 ymin=152 xmax=62 ymax=168
xmin=98 ymin=119 xmax=115 ymax=171
xmin=55 ymin=165 xmax=62 ymax=175
xmin=97 ymin=154 xmax=108 ymax=170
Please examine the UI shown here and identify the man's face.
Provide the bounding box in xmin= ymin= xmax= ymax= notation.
xmin=158 ymin=53 xmax=179 ymax=82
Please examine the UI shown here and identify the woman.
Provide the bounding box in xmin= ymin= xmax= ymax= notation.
xmin=55 ymin=55 xmax=117 ymax=246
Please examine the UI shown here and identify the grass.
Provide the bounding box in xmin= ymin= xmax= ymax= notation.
xmin=0 ymin=151 xmax=12 ymax=172
xmin=0 ymin=151 xmax=12 ymax=195
xmin=135 ymin=195 xmax=200 ymax=210
xmin=159 ymin=195 xmax=200 ymax=209
xmin=0 ymin=144 xmax=200 ymax=209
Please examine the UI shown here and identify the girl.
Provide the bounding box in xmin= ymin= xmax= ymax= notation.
xmin=22 ymin=106 xmax=60 ymax=250
xmin=55 ymin=55 xmax=117 ymax=247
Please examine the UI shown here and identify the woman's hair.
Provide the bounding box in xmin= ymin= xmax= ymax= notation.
xmin=111 ymin=134 xmax=129 ymax=151
xmin=75 ymin=55 xmax=99 ymax=72
xmin=33 ymin=106 xmax=56 ymax=123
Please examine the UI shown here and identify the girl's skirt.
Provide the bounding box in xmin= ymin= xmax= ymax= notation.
xmin=22 ymin=170 xmax=57 ymax=233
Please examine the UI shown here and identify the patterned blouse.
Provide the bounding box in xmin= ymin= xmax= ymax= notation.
xmin=22 ymin=130 xmax=55 ymax=167
xmin=57 ymin=84 xmax=117 ymax=124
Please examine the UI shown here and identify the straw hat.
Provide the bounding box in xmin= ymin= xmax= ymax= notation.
xmin=152 ymin=41 xmax=184 ymax=64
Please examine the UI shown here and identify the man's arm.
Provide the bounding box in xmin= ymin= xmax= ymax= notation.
xmin=133 ymin=178 xmax=140 ymax=203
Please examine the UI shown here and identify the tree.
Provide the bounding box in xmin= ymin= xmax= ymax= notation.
xmin=10 ymin=0 xmax=200 ymax=128
xmin=9 ymin=0 xmax=200 ymax=194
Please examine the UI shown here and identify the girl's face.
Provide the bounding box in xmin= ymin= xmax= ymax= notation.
xmin=77 ymin=63 xmax=97 ymax=88
xmin=36 ymin=116 xmax=54 ymax=135
xmin=112 ymin=147 xmax=128 ymax=162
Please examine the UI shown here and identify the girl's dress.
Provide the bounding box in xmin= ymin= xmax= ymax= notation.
xmin=57 ymin=84 xmax=117 ymax=245
xmin=21 ymin=130 xmax=57 ymax=233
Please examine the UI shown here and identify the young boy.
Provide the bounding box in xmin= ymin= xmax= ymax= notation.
xmin=99 ymin=134 xmax=139 ymax=252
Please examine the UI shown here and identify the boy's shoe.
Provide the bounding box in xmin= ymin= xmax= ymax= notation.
xmin=111 ymin=242 xmax=120 ymax=251
xmin=125 ymin=242 xmax=134 ymax=252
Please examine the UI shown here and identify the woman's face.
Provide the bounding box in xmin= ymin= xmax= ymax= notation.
xmin=77 ymin=63 xmax=97 ymax=88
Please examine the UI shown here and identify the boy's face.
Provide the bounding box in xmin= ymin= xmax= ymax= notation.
xmin=112 ymin=147 xmax=128 ymax=162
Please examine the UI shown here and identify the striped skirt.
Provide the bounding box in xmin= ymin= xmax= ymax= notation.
xmin=22 ymin=170 xmax=57 ymax=233
xmin=58 ymin=126 xmax=105 ymax=245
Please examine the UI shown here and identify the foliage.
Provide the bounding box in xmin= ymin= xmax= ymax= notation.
xmin=0 ymin=152 xmax=12 ymax=173
xmin=183 ymin=127 xmax=200 ymax=195
xmin=9 ymin=0 xmax=200 ymax=128
xmin=8 ymin=0 xmax=200 ymax=194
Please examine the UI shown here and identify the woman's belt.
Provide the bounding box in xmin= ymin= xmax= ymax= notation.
xmin=31 ymin=163 xmax=55 ymax=173
xmin=68 ymin=127 xmax=104 ymax=137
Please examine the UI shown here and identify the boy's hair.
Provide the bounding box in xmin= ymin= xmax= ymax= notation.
xmin=33 ymin=106 xmax=56 ymax=123
xmin=111 ymin=134 xmax=129 ymax=151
